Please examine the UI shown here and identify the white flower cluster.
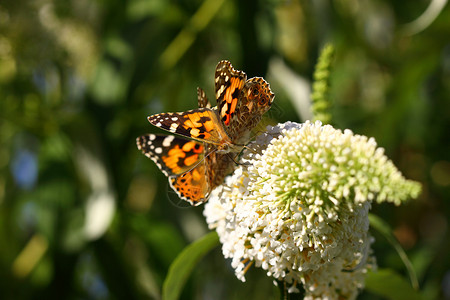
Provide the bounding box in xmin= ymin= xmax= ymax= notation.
xmin=203 ymin=121 xmax=420 ymax=299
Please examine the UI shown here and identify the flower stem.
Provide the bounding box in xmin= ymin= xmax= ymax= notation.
xmin=276 ymin=280 xmax=304 ymax=300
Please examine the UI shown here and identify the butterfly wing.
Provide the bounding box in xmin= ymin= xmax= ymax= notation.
xmin=240 ymin=77 xmax=275 ymax=113
xmin=197 ymin=87 xmax=211 ymax=109
xmin=136 ymin=134 xmax=205 ymax=176
xmin=168 ymin=160 xmax=210 ymax=205
xmin=171 ymin=144 xmax=235 ymax=205
xmin=204 ymin=150 xmax=235 ymax=190
xmin=137 ymin=134 xmax=211 ymax=204
xmin=215 ymin=60 xmax=247 ymax=128
xmin=228 ymin=77 xmax=275 ymax=143
xmin=147 ymin=108 xmax=230 ymax=145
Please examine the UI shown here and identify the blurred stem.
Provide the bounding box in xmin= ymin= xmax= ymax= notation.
xmin=160 ymin=0 xmax=226 ymax=70
xmin=12 ymin=234 xmax=48 ymax=278
xmin=369 ymin=214 xmax=419 ymax=290
xmin=401 ymin=0 xmax=447 ymax=36
xmin=311 ymin=44 xmax=334 ymax=124
xmin=277 ymin=280 xmax=303 ymax=300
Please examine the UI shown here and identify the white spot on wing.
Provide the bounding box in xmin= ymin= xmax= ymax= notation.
xmin=221 ymin=105 xmax=228 ymax=116
xmin=162 ymin=135 xmax=175 ymax=147
xmin=155 ymin=147 xmax=163 ymax=154
xmin=169 ymin=123 xmax=179 ymax=132
xmin=216 ymin=85 xmax=225 ymax=99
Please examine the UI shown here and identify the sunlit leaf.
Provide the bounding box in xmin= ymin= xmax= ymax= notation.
xmin=162 ymin=231 xmax=219 ymax=300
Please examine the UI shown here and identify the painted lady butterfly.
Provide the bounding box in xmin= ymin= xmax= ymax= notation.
xmin=136 ymin=60 xmax=274 ymax=205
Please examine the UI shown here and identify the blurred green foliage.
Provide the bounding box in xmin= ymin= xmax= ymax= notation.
xmin=0 ymin=0 xmax=449 ymax=299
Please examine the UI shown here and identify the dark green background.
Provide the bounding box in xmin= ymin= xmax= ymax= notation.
xmin=0 ymin=0 xmax=449 ymax=299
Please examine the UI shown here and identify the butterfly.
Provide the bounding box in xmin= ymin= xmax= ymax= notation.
xmin=136 ymin=60 xmax=274 ymax=205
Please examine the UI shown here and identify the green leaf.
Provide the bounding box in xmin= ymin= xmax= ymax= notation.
xmin=365 ymin=269 xmax=423 ymax=300
xmin=162 ymin=231 xmax=220 ymax=300
xmin=369 ymin=213 xmax=419 ymax=290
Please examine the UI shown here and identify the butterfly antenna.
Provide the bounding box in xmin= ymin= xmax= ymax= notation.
xmin=243 ymin=144 xmax=259 ymax=155
xmin=226 ymin=152 xmax=243 ymax=166
xmin=226 ymin=146 xmax=258 ymax=167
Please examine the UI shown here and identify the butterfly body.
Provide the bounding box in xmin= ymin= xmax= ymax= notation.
xmin=137 ymin=60 xmax=274 ymax=205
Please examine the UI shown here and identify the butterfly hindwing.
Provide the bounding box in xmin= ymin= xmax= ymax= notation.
xmin=169 ymin=160 xmax=210 ymax=205
xmin=227 ymin=77 xmax=275 ymax=143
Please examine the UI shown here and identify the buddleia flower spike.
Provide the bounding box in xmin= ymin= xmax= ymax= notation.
xmin=203 ymin=121 xmax=421 ymax=298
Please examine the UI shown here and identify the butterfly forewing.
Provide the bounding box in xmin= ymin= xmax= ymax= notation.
xmin=147 ymin=108 xmax=229 ymax=145
xmin=136 ymin=134 xmax=205 ymax=176
xmin=215 ymin=60 xmax=247 ymax=128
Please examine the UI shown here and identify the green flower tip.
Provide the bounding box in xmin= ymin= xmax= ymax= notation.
xmin=311 ymin=44 xmax=335 ymax=124
xmin=247 ymin=121 xmax=420 ymax=208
